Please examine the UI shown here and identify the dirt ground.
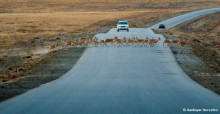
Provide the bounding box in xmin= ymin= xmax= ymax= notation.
xmin=0 ymin=76 xmax=58 ymax=102
xmin=155 ymin=12 xmax=220 ymax=94
xmin=0 ymin=44 xmax=85 ymax=102
xmin=0 ymin=35 xmax=86 ymax=102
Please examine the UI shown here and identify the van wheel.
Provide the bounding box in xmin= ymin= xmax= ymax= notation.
xmin=127 ymin=29 xmax=129 ymax=32
xmin=117 ymin=29 xmax=119 ymax=32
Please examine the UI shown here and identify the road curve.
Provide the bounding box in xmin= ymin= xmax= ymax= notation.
xmin=150 ymin=7 xmax=220 ymax=29
xmin=0 ymin=8 xmax=220 ymax=114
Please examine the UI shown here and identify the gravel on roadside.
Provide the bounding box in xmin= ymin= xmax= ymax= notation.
xmin=155 ymin=29 xmax=220 ymax=95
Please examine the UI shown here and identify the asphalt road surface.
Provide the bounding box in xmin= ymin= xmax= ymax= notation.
xmin=0 ymin=8 xmax=220 ymax=114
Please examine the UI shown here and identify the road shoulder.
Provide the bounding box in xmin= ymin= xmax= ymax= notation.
xmin=154 ymin=29 xmax=220 ymax=95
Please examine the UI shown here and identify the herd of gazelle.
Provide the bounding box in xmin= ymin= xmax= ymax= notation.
xmin=50 ymin=36 xmax=200 ymax=50
xmin=92 ymin=37 xmax=161 ymax=47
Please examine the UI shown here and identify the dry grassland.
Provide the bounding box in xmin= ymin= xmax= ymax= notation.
xmin=0 ymin=0 xmax=219 ymax=12
xmin=0 ymin=0 xmax=219 ymax=49
xmin=0 ymin=9 xmax=188 ymax=49
xmin=0 ymin=11 xmax=133 ymax=47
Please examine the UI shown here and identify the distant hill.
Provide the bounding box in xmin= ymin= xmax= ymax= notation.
xmin=0 ymin=0 xmax=219 ymax=13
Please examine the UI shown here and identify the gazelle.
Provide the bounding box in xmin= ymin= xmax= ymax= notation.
xmin=149 ymin=37 xmax=161 ymax=47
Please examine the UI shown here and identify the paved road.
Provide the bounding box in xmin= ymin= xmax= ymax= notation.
xmin=150 ymin=7 xmax=220 ymax=29
xmin=0 ymin=8 xmax=220 ymax=114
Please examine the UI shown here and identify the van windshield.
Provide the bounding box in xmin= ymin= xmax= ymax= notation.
xmin=118 ymin=22 xmax=128 ymax=25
